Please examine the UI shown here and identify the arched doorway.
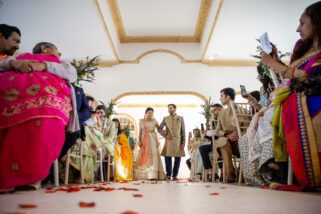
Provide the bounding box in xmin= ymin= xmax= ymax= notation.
xmin=113 ymin=91 xmax=208 ymax=178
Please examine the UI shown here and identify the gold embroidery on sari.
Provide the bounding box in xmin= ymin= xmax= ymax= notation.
xmin=26 ymin=84 xmax=40 ymax=96
xmin=4 ymin=88 xmax=20 ymax=101
xmin=45 ymin=86 xmax=58 ymax=95
xmin=2 ymin=96 xmax=72 ymax=117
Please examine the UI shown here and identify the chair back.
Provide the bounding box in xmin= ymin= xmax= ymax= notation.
xmin=229 ymin=101 xmax=257 ymax=138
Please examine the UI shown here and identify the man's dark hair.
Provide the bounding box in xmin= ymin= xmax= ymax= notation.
xmin=250 ymin=91 xmax=260 ymax=102
xmin=96 ymin=104 xmax=106 ymax=112
xmin=220 ymin=87 xmax=235 ymax=100
xmin=85 ymin=96 xmax=95 ymax=102
xmin=0 ymin=24 xmax=21 ymax=38
xmin=210 ymin=103 xmax=223 ymax=109
xmin=168 ymin=104 xmax=177 ymax=109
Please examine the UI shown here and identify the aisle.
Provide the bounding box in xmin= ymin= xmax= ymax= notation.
xmin=1 ymin=180 xmax=321 ymax=214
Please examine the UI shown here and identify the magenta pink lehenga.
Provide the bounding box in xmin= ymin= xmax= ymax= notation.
xmin=0 ymin=53 xmax=72 ymax=189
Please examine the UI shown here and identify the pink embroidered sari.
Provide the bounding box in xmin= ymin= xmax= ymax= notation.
xmin=0 ymin=53 xmax=72 ymax=189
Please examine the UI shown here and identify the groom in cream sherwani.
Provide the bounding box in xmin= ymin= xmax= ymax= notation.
xmin=158 ymin=104 xmax=185 ymax=180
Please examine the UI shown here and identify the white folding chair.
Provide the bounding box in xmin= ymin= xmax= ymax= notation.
xmin=64 ymin=139 xmax=84 ymax=184
xmin=230 ymin=101 xmax=256 ymax=185
xmin=53 ymin=159 xmax=59 ymax=187
xmin=96 ymin=148 xmax=113 ymax=182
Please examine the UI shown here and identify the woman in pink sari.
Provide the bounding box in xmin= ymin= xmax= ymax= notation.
xmin=261 ymin=2 xmax=321 ymax=189
xmin=0 ymin=42 xmax=77 ymax=191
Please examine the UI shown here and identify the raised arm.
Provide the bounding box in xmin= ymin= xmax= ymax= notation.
xmin=44 ymin=60 xmax=77 ymax=83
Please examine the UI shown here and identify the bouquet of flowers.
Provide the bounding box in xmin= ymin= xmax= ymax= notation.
xmin=200 ymin=97 xmax=213 ymax=128
xmin=71 ymin=56 xmax=100 ymax=86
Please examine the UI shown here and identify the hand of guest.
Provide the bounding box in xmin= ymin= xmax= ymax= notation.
xmin=260 ymin=52 xmax=275 ymax=67
xmin=180 ymin=144 xmax=185 ymax=150
xmin=258 ymin=110 xmax=265 ymax=117
xmin=9 ymin=59 xmax=36 ymax=73
xmin=166 ymin=135 xmax=173 ymax=141
xmin=271 ymin=43 xmax=279 ymax=61
xmin=30 ymin=62 xmax=46 ymax=71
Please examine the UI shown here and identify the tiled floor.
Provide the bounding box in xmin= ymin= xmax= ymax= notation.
xmin=1 ymin=181 xmax=321 ymax=214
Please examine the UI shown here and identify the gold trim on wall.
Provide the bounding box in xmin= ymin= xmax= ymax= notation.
xmin=113 ymin=91 xmax=208 ymax=104
xmin=194 ymin=0 xmax=212 ymax=42
xmin=107 ymin=0 xmax=212 ymax=43
xmin=202 ymin=59 xmax=257 ymax=67
xmin=98 ymin=57 xmax=256 ymax=67
xmin=94 ymin=0 xmax=120 ymax=63
xmin=201 ymin=0 xmax=224 ymax=60
xmin=116 ymin=49 xmax=201 ymax=64
xmin=118 ymin=103 xmax=198 ymax=108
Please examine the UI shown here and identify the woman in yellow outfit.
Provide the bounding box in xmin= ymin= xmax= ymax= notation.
xmin=112 ymin=118 xmax=133 ymax=181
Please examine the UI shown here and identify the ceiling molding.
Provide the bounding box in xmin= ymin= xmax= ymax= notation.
xmin=97 ymin=56 xmax=257 ymax=67
xmin=194 ymin=0 xmax=212 ymax=42
xmin=201 ymin=0 xmax=224 ymax=60
xmin=107 ymin=0 xmax=212 ymax=43
xmin=94 ymin=0 xmax=120 ymax=63
xmin=113 ymin=91 xmax=208 ymax=103
xmin=131 ymin=49 xmax=200 ymax=64
xmin=202 ymin=59 xmax=257 ymax=67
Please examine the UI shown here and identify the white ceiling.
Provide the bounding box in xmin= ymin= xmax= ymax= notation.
xmin=0 ymin=0 xmax=317 ymax=65
xmin=118 ymin=0 xmax=200 ymax=36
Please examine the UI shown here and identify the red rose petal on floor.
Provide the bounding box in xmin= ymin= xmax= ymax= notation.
xmin=101 ymin=187 xmax=115 ymax=191
xmin=210 ymin=192 xmax=219 ymax=196
xmin=67 ymin=186 xmax=81 ymax=193
xmin=45 ymin=189 xmax=56 ymax=193
xmin=205 ymin=185 xmax=211 ymax=188
xmin=119 ymin=187 xmax=139 ymax=191
xmin=79 ymin=202 xmax=96 ymax=208
xmin=220 ymin=187 xmax=227 ymax=189
xmin=18 ymin=204 xmax=37 ymax=208
xmin=133 ymin=194 xmax=143 ymax=197
xmin=121 ymin=211 xmax=139 ymax=214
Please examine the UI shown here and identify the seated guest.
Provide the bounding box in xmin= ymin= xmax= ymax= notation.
xmin=113 ymin=118 xmax=133 ymax=181
xmin=0 ymin=33 xmax=76 ymax=190
xmin=186 ymin=128 xmax=208 ymax=180
xmin=59 ymin=85 xmax=91 ymax=159
xmin=69 ymin=104 xmax=115 ymax=183
xmin=200 ymin=88 xmax=239 ymax=182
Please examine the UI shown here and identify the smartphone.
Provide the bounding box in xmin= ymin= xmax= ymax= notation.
xmin=200 ymin=123 xmax=204 ymax=131
xmin=240 ymin=85 xmax=247 ymax=97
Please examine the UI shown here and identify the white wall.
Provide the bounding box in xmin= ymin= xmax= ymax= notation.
xmin=82 ymin=52 xmax=261 ymax=105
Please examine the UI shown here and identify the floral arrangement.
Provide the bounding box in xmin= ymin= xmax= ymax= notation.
xmin=200 ymin=97 xmax=213 ymax=126
xmin=71 ymin=56 xmax=100 ymax=86
xmin=104 ymin=99 xmax=117 ymax=119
